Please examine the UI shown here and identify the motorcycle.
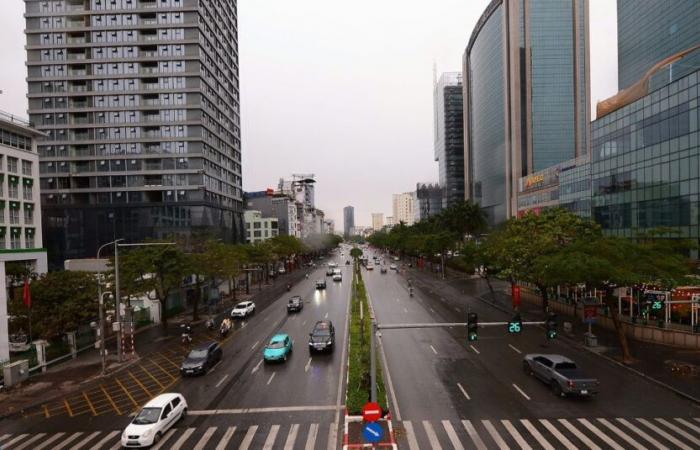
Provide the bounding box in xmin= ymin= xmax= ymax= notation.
xmin=180 ymin=323 xmax=193 ymax=344
xmin=409 ymin=287 xmax=414 ymax=297
xmin=220 ymin=321 xmax=231 ymax=338
xmin=205 ymin=318 xmax=215 ymax=331
xmin=305 ymin=273 xmax=309 ymax=279
xmin=286 ymin=283 xmax=292 ymax=291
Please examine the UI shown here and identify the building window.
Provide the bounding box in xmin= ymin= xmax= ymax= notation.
xmin=9 ymin=209 xmax=19 ymax=225
xmin=7 ymin=157 xmax=18 ymax=173
xmin=0 ymin=234 xmax=5 ymax=249
xmin=24 ymin=208 xmax=33 ymax=225
xmin=10 ymin=233 xmax=20 ymax=249
xmin=22 ymin=160 xmax=32 ymax=176
xmin=23 ymin=185 xmax=33 ymax=201
xmin=8 ymin=183 xmax=18 ymax=199
xmin=25 ymin=234 xmax=34 ymax=249
xmin=0 ymin=207 xmax=4 ymax=224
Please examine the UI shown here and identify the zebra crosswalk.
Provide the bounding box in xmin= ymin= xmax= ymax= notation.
xmin=0 ymin=422 xmax=337 ymax=450
xmin=395 ymin=417 xmax=700 ymax=450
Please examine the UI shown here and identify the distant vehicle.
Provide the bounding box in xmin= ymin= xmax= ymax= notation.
xmin=328 ymin=262 xmax=338 ymax=268
xmin=268 ymin=270 xmax=277 ymax=278
xmin=393 ymin=256 xmax=400 ymax=262
xmin=231 ymin=301 xmax=255 ymax=319
xmin=121 ymin=393 xmax=187 ymax=447
xmin=326 ymin=268 xmax=335 ymax=276
xmin=389 ymin=264 xmax=397 ymax=271
xmin=308 ymin=320 xmax=335 ymax=353
xmin=366 ymin=263 xmax=374 ymax=270
xmin=278 ymin=267 xmax=286 ymax=274
xmin=263 ymin=333 xmax=293 ymax=363
xmin=180 ymin=341 xmax=222 ymax=376
xmin=316 ymin=279 xmax=327 ymax=289
xmin=333 ymin=268 xmax=342 ymax=275
xmin=380 ymin=267 xmax=387 ymax=274
xmin=287 ymin=296 xmax=303 ymax=313
xmin=523 ymin=354 xmax=599 ymax=397
xmin=333 ymin=273 xmax=342 ymax=282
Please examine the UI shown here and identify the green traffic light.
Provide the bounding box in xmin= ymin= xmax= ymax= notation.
xmin=547 ymin=330 xmax=557 ymax=339
xmin=468 ymin=332 xmax=477 ymax=341
xmin=652 ymin=301 xmax=663 ymax=310
xmin=508 ymin=322 xmax=522 ymax=333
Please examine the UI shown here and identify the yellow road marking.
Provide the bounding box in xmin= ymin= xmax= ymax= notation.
xmin=115 ymin=377 xmax=139 ymax=409
xmin=159 ymin=353 xmax=183 ymax=370
xmin=101 ymin=385 xmax=122 ymax=415
xmin=82 ymin=391 xmax=98 ymax=416
xmin=150 ymin=358 xmax=178 ymax=381
xmin=128 ymin=370 xmax=153 ymax=398
xmin=140 ymin=365 xmax=165 ymax=390
xmin=43 ymin=404 xmax=50 ymax=418
xmin=63 ymin=399 xmax=73 ymax=417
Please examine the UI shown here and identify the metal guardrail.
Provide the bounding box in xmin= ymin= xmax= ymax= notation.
xmin=0 ymin=110 xmax=33 ymax=127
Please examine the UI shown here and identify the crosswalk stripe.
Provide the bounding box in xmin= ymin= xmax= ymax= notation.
xmin=501 ymin=419 xmax=532 ymax=450
xmin=462 ymin=420 xmax=487 ymax=450
xmin=637 ymin=418 xmax=693 ymax=450
xmin=170 ymin=427 xmax=195 ymax=450
xmin=2 ymin=434 xmax=29 ymax=448
xmin=441 ymin=420 xmax=464 ymax=450
xmin=327 ymin=422 xmax=337 ymax=450
xmin=578 ymin=419 xmax=625 ymax=450
xmin=481 ymin=420 xmax=508 ymax=450
xmin=193 ymin=426 xmax=216 ymax=450
xmin=239 ymin=425 xmax=258 ymax=450
xmin=12 ymin=432 xmax=46 ymax=450
xmin=422 ymin=420 xmax=443 ymax=450
xmin=597 ymin=418 xmax=646 ymax=450
xmin=675 ymin=418 xmax=700 ymax=434
xmin=0 ymin=434 xmax=12 ymax=444
xmin=53 ymin=432 xmax=83 ymax=450
xmin=558 ymin=419 xmax=601 ymax=450
xmin=91 ymin=431 xmax=119 ymax=450
xmin=263 ymin=424 xmax=280 ymax=450
xmin=151 ymin=428 xmax=177 ymax=450
xmin=658 ymin=418 xmax=700 ymax=446
xmin=402 ymin=421 xmax=420 ymax=450
xmin=305 ymin=423 xmax=318 ymax=450
xmin=284 ymin=424 xmax=299 ymax=450
xmin=34 ymin=432 xmax=66 ymax=450
xmin=71 ymin=430 xmax=101 ymax=450
xmin=616 ymin=418 xmax=669 ymax=450
xmin=216 ymin=426 xmax=236 ymax=450
xmin=521 ymin=419 xmax=555 ymax=450
xmin=540 ymin=419 xmax=577 ymax=449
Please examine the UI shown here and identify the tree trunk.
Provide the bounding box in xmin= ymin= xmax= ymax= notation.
xmin=192 ymin=277 xmax=202 ymax=321
xmin=160 ymin=298 xmax=168 ymax=330
xmin=538 ymin=284 xmax=549 ymax=312
xmin=483 ymin=274 xmax=496 ymax=301
xmin=605 ymin=293 xmax=633 ymax=363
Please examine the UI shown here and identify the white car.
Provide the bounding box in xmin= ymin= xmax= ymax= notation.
xmin=333 ymin=273 xmax=342 ymax=282
xmin=121 ymin=393 xmax=187 ymax=447
xmin=278 ymin=267 xmax=286 ymax=274
xmin=389 ymin=264 xmax=397 ymax=271
xmin=231 ymin=301 xmax=255 ymax=318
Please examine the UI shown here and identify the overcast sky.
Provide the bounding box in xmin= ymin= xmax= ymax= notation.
xmin=0 ymin=0 xmax=617 ymax=231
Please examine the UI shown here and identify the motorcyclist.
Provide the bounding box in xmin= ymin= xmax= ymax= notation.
xmin=287 ymin=283 xmax=292 ymax=291
xmin=220 ymin=317 xmax=232 ymax=337
xmin=408 ymin=286 xmax=414 ymax=297
xmin=181 ymin=322 xmax=193 ymax=343
xmin=205 ymin=317 xmax=215 ymax=330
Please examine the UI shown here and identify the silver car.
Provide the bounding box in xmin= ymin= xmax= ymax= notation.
xmin=523 ymin=354 xmax=599 ymax=397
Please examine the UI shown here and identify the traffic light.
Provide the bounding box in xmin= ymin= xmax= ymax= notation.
xmin=467 ymin=312 xmax=478 ymax=341
xmin=546 ymin=313 xmax=557 ymax=339
xmin=508 ymin=313 xmax=522 ymax=334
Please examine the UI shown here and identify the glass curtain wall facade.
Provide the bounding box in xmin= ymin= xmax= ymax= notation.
xmin=343 ymin=206 xmax=354 ymax=238
xmin=24 ymin=0 xmax=243 ymax=267
xmin=433 ymin=72 xmax=465 ymax=207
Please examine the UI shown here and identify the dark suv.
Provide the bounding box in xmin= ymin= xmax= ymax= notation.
xmin=308 ymin=320 xmax=335 ymax=353
xmin=287 ymin=296 xmax=303 ymax=313
xmin=180 ymin=341 xmax=222 ymax=376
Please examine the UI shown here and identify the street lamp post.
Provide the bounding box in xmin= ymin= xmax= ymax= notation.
xmin=97 ymin=239 xmax=124 ymax=362
xmin=98 ymin=290 xmax=112 ymax=376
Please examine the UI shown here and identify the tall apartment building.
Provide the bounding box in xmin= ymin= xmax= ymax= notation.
xmin=415 ymin=182 xmax=444 ymax=222
xmin=343 ymin=206 xmax=354 ymax=238
xmin=245 ymin=191 xmax=300 ymax=238
xmin=371 ymin=213 xmax=384 ymax=231
xmin=392 ymin=192 xmax=415 ymax=226
xmin=24 ymin=0 xmax=243 ymax=267
xmin=434 ymin=72 xmax=465 ymax=207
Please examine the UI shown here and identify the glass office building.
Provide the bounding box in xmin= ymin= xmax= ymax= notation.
xmin=24 ymin=0 xmax=243 ymax=267
xmin=433 ymin=72 xmax=465 ymax=208
xmin=464 ymin=0 xmax=590 ymax=226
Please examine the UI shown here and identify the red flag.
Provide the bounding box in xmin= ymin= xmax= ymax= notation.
xmin=23 ymin=278 xmax=31 ymax=309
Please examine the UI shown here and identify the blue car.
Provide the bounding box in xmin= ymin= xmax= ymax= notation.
xmin=263 ymin=333 xmax=293 ymax=363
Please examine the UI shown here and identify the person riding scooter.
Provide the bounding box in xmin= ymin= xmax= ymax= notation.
xmin=180 ymin=322 xmax=193 ymax=344
xmin=220 ymin=317 xmax=232 ymax=337
xmin=205 ymin=317 xmax=215 ymax=331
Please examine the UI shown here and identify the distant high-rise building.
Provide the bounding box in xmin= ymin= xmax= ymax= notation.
xmin=385 ymin=216 xmax=395 ymax=227
xmin=245 ymin=191 xmax=301 ymax=237
xmin=343 ymin=206 xmax=354 ymax=238
xmin=371 ymin=213 xmax=384 ymax=231
xmin=415 ymin=183 xmax=444 ymax=222
xmin=392 ymin=192 xmax=415 ymax=226
xmin=617 ymin=0 xmax=700 ymax=91
xmin=463 ymin=0 xmax=590 ymax=225
xmin=25 ymin=0 xmax=243 ymax=267
xmin=434 ymin=72 xmax=465 ymax=207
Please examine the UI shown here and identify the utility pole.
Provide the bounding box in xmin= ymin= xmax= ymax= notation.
xmin=370 ymin=320 xmax=377 ymax=403
xmin=114 ymin=241 xmax=122 ymax=362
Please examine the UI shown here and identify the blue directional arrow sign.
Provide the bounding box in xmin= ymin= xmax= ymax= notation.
xmin=363 ymin=422 xmax=384 ymax=444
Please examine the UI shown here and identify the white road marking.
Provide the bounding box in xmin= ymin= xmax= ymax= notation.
xmin=2 ymin=434 xmax=29 ymax=448
xmin=267 ymin=372 xmax=276 ymax=385
xmin=520 ymin=419 xmax=554 ymax=450
xmin=540 ymin=419 xmax=577 ymax=449
xmin=404 ymin=307 xmax=408 ymax=313
xmin=189 ymin=405 xmax=342 ymax=414
xmin=442 ymin=420 xmax=465 ymax=450
xmin=577 ymin=419 xmax=624 ymax=450
xmin=72 ymin=431 xmax=101 ymax=450
xmin=34 ymin=432 xmax=66 ymax=450
xmin=675 ymin=418 xmax=700 ymax=434
xmin=558 ymin=419 xmax=601 ymax=450
xmin=305 ymin=423 xmax=319 ymax=450
xmin=470 ymin=345 xmax=480 ymax=354
xmin=482 ymin=420 xmax=509 ymax=450
xmin=215 ymin=374 xmax=229 ymax=388
xmin=215 ymin=426 xmax=236 ymax=450
xmin=252 ymin=359 xmax=263 ymax=374
xmin=501 ymin=419 xmax=532 ymax=450
xmin=457 ymin=382 xmax=471 ymax=400
xmin=208 ymin=360 xmax=222 ymax=373
xmin=656 ymin=418 xmax=700 ymax=446
xmin=284 ymin=424 xmax=299 ymax=450
xmin=402 ymin=421 xmax=420 ymax=450
xmin=430 ymin=307 xmax=436 ymax=313
xmin=422 ymin=420 xmax=443 ymax=449
xmin=193 ymin=427 xmax=217 ymax=450
xmin=302 ymin=320 xmax=307 ymax=326
xmin=637 ymin=418 xmax=691 ymax=450
xmin=324 ymin=312 xmax=329 ymax=319
xmin=170 ymin=427 xmax=195 ymax=450
xmin=508 ymin=344 xmax=522 ymax=354
xmin=616 ymin=418 xmax=669 ymax=450
xmin=512 ymin=383 xmax=531 ymax=400
xmin=0 ymin=435 xmax=11 ymax=444
xmin=597 ymin=418 xmax=646 ymax=450
xmin=455 ymin=307 xmax=461 ymax=312
xmin=429 ymin=345 xmax=438 ymax=355
xmin=262 ymin=424 xmax=280 ymax=450
xmin=251 ymin=340 xmax=260 ymax=350
xmin=151 ymin=429 xmax=176 ymax=450
xmin=327 ymin=423 xmax=338 ymax=450
xmin=52 ymin=432 xmax=82 ymax=450
xmin=369 ymin=289 xmax=402 ymax=421
xmin=239 ymin=425 xmax=258 ymax=450
xmin=13 ymin=432 xmax=47 ymax=450
xmin=462 ymin=419 xmax=487 ymax=450
xmin=305 ymin=357 xmax=312 ymax=372
xmin=88 ymin=431 xmax=119 ymax=450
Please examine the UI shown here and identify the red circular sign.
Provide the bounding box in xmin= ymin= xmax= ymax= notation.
xmin=362 ymin=402 xmax=382 ymax=422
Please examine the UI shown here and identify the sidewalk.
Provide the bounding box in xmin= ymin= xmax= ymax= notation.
xmin=0 ymin=269 xmax=309 ymax=418
xmin=404 ymin=264 xmax=700 ymax=402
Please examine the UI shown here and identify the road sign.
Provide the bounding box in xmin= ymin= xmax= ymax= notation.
xmin=362 ymin=401 xmax=382 ymax=422
xmin=583 ymin=305 xmax=597 ymax=323
xmin=363 ymin=422 xmax=384 ymax=444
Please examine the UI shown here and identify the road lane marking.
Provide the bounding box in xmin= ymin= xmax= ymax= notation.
xmin=89 ymin=431 xmax=120 ymax=450
xmin=12 ymin=432 xmax=46 ymax=450
xmin=305 ymin=423 xmax=319 ymax=450
xmin=128 ymin=370 xmax=153 ymax=397
xmin=430 ymin=307 xmax=436 ymax=313
xmin=617 ymin=418 xmax=669 ymax=450
xmin=53 ymin=432 xmax=82 ymax=450
xmin=0 ymin=435 xmax=11 ymax=444
xmin=100 ymin=384 xmax=122 ymax=415
xmin=284 ymin=424 xmax=299 ymax=450
xmin=368 ymin=289 xmax=402 ymax=421
xmin=267 ymin=372 xmax=276 ymax=385
xmin=470 ymin=345 xmax=480 ymax=354
xmin=1 ymin=434 xmax=29 ymax=448
xmin=457 ymin=382 xmax=471 ymax=400
xmin=34 ymin=432 xmax=65 ymax=450
xmin=637 ymin=418 xmax=691 ymax=450
xmin=429 ymin=345 xmax=438 ymax=355
xmin=239 ymin=426 xmax=258 ymax=450
xmin=597 ymin=418 xmax=646 ymax=450
xmin=508 ymin=344 xmax=522 ymax=354
xmin=189 ymin=405 xmax=342 ymax=414
xmin=441 ymin=420 xmax=464 ymax=450
xmin=501 ymin=420 xmax=532 ymax=450
xmin=462 ymin=419 xmax=487 ymax=450
xmin=81 ymin=392 xmax=98 ymax=416
xmin=193 ymin=427 xmax=217 ymax=450
xmin=660 ymin=418 xmax=700 ymax=445
xmin=215 ymin=426 xmax=236 ymax=450
xmin=402 ymin=421 xmax=420 ymax=450
xmin=302 ymin=320 xmax=307 ymax=326
xmin=170 ymin=427 xmax=195 ymax=450
xmin=263 ymin=424 xmax=280 ymax=450
xmin=63 ymin=398 xmax=74 ymax=417
xmin=520 ymin=420 xmax=554 ymax=450
xmin=215 ymin=374 xmax=229 ymax=388
xmin=482 ymin=420 xmax=509 ymax=450
xmin=327 ymin=423 xmax=338 ymax=450
xmin=251 ymin=340 xmax=260 ymax=350
xmin=455 ymin=307 xmax=461 ymax=313
xmin=675 ymin=418 xmax=700 ymax=434
xmin=558 ymin=419 xmax=601 ymax=449
xmin=305 ymin=357 xmax=312 ymax=372
xmin=577 ymin=419 xmax=624 ymax=450
xmin=252 ymin=359 xmax=264 ymax=374
xmin=404 ymin=307 xmax=408 ymax=313
xmin=540 ymin=419 xmax=577 ymax=449
xmin=72 ymin=431 xmax=101 ymax=449
xmin=512 ymin=383 xmax=530 ymax=400
xmin=324 ymin=312 xmax=329 ymax=319
xmin=422 ymin=420 xmax=443 ymax=449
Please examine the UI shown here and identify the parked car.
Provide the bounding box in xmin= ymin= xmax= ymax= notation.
xmin=278 ymin=267 xmax=286 ymax=274
xmin=180 ymin=341 xmax=222 ymax=376
xmin=389 ymin=264 xmax=397 ymax=271
xmin=121 ymin=393 xmax=187 ymax=447
xmin=332 ymin=273 xmax=342 ymax=282
xmin=523 ymin=354 xmax=599 ymax=397
xmin=316 ymin=279 xmax=327 ymax=289
xmin=263 ymin=333 xmax=293 ymax=363
xmin=308 ymin=320 xmax=335 ymax=353
xmin=231 ymin=301 xmax=255 ymax=318
xmin=287 ymin=296 xmax=304 ymax=313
